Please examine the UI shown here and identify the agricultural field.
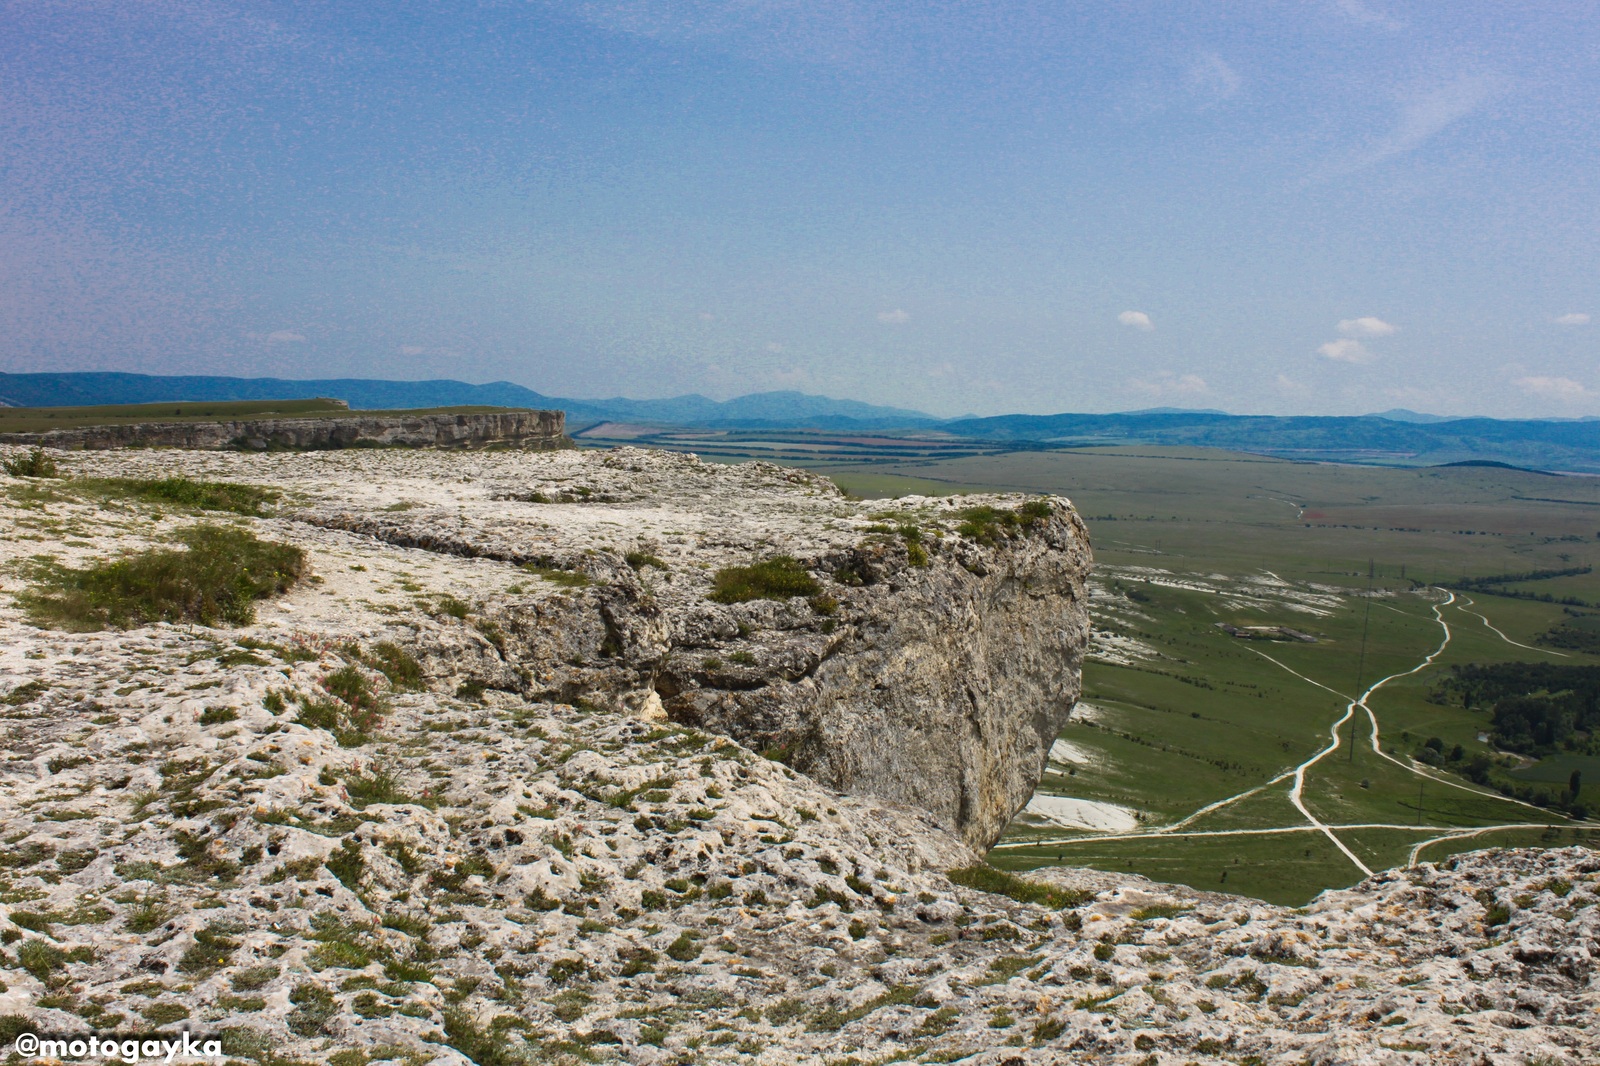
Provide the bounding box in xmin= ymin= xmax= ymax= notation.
xmin=801 ymin=446 xmax=1600 ymax=905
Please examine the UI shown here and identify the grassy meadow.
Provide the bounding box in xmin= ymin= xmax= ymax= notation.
xmin=800 ymin=446 xmax=1600 ymax=905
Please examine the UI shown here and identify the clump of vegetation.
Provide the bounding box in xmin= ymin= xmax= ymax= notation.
xmin=294 ymin=669 xmax=387 ymax=745
xmin=2 ymin=448 xmax=60 ymax=478
xmin=85 ymin=476 xmax=278 ymax=516
xmin=709 ymin=556 xmax=820 ymax=604
xmin=625 ymin=551 xmax=669 ymax=572
xmin=947 ymin=865 xmax=1092 ymax=909
xmin=954 ymin=499 xmax=1053 ymax=545
xmin=522 ymin=563 xmax=592 ymax=588
xmin=363 ymin=641 xmax=425 ymax=692
xmin=18 ymin=525 xmax=306 ymax=631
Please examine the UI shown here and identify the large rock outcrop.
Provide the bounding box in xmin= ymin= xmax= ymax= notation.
xmin=294 ymin=447 xmax=1092 ymax=850
xmin=0 ymin=407 xmax=569 ymax=451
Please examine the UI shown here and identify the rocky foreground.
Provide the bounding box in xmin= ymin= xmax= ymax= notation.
xmin=0 ymin=445 xmax=1596 ymax=1065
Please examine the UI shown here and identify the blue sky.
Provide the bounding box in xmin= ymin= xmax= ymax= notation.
xmin=3 ymin=1 xmax=1596 ymax=417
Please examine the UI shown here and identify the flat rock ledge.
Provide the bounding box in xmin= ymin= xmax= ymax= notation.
xmin=0 ymin=408 xmax=570 ymax=451
xmin=0 ymin=444 xmax=1596 ymax=1065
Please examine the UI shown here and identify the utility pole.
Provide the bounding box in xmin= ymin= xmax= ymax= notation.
xmin=1352 ymin=558 xmax=1374 ymax=763
xmin=1417 ymin=777 xmax=1425 ymax=826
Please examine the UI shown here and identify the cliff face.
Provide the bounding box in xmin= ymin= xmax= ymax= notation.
xmin=0 ymin=408 xmax=569 ymax=451
xmin=296 ymin=447 xmax=1091 ymax=851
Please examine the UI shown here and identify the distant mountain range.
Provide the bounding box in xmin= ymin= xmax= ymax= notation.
xmin=4 ymin=371 xmax=1600 ymax=471
xmin=0 ymin=372 xmax=936 ymax=431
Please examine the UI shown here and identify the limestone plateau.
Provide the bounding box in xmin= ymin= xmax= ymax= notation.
xmin=0 ymin=443 xmax=1595 ymax=1065
xmin=0 ymin=408 xmax=569 ymax=452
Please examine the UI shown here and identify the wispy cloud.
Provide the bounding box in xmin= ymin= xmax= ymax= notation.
xmin=876 ymin=309 xmax=909 ymax=324
xmin=1515 ymin=375 xmax=1590 ymax=398
xmin=1329 ymin=0 xmax=1404 ymax=31
xmin=1317 ymin=338 xmax=1373 ymax=363
xmin=1117 ymin=310 xmax=1154 ymax=331
xmin=266 ymin=330 xmax=305 ymax=344
xmin=1554 ymin=313 xmax=1591 ymax=326
xmin=1132 ymin=371 xmax=1208 ymax=396
xmin=1337 ymin=316 xmax=1396 ymax=338
xmin=1187 ymin=52 xmax=1241 ymax=106
xmin=1339 ymin=74 xmax=1509 ymax=173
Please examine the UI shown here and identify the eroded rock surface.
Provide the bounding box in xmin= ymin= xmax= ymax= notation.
xmin=1 ymin=444 xmax=1596 ymax=1065
xmin=0 ymin=408 xmax=569 ymax=451
xmin=20 ymin=445 xmax=1088 ymax=850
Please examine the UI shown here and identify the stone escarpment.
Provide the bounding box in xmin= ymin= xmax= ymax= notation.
xmin=0 ymin=407 xmax=569 ymax=451
xmin=296 ymin=448 xmax=1090 ymax=851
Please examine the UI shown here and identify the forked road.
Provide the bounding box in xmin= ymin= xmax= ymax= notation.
xmin=1000 ymin=588 xmax=1579 ymax=874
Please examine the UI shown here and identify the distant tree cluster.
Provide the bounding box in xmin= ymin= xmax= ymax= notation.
xmin=1429 ymin=662 xmax=1600 ymax=817
xmin=1434 ymin=662 xmax=1600 ymax=754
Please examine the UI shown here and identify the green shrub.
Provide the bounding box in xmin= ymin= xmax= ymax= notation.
xmin=323 ymin=665 xmax=388 ymax=727
xmin=2 ymin=448 xmax=59 ymax=478
xmin=85 ymin=476 xmax=277 ymax=516
xmin=19 ymin=525 xmax=305 ymax=631
xmin=342 ymin=765 xmax=417 ymax=809
xmin=665 ymin=932 xmax=701 ymax=961
xmin=947 ymin=865 xmax=1091 ymax=909
xmin=522 ymin=564 xmax=592 ymax=588
xmin=286 ymin=983 xmax=338 ymax=1037
xmin=709 ymin=556 xmax=820 ymax=604
xmin=625 ymin=551 xmax=669 ymax=572
xmin=954 ymin=499 xmax=1053 ymax=545
xmin=366 ymin=641 xmax=424 ymax=691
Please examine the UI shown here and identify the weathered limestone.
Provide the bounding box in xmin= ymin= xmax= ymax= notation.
xmin=2 ymin=442 xmax=1597 ymax=1064
xmin=0 ymin=407 xmax=569 ymax=451
xmin=297 ymin=447 xmax=1091 ymax=851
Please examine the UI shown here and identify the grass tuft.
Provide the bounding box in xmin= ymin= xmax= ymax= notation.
xmin=710 ymin=556 xmax=820 ymax=604
xmin=947 ymin=865 xmax=1092 ymax=909
xmin=18 ymin=525 xmax=305 ymax=631
xmin=83 ymin=476 xmax=278 ymax=516
xmin=2 ymin=448 xmax=60 ymax=478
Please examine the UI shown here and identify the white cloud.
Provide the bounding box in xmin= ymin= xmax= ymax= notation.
xmin=1187 ymin=52 xmax=1241 ymax=105
xmin=1117 ymin=310 xmax=1154 ymax=331
xmin=698 ymin=311 xmax=716 ymax=322
xmin=1132 ymin=371 xmax=1208 ymax=396
xmin=1515 ymin=376 xmax=1590 ymax=397
xmin=1337 ymin=316 xmax=1396 ymax=338
xmin=1554 ymin=313 xmax=1591 ymax=326
xmin=876 ymin=309 xmax=909 ymax=324
xmin=399 ymin=345 xmax=426 ymax=356
xmin=1275 ymin=374 xmax=1309 ymax=395
xmin=1317 ymin=338 xmax=1373 ymax=363
xmin=266 ymin=330 xmax=305 ymax=344
xmin=764 ymin=342 xmax=785 ymax=353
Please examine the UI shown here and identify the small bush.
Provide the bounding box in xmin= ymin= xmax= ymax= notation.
xmin=710 ymin=556 xmax=820 ymax=604
xmin=955 ymin=499 xmax=1053 ymax=545
xmin=2 ymin=448 xmax=60 ymax=478
xmin=625 ymin=551 xmax=669 ymax=572
xmin=522 ymin=564 xmax=592 ymax=588
xmin=366 ymin=641 xmax=424 ymax=691
xmin=342 ymin=765 xmax=416 ymax=809
xmin=947 ymin=865 xmax=1092 ymax=909
xmin=19 ymin=525 xmax=305 ymax=631
xmin=665 ymin=932 xmax=701 ymax=961
xmin=286 ymin=983 xmax=338 ymax=1038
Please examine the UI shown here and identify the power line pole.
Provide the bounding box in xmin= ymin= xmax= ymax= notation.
xmin=1352 ymin=558 xmax=1374 ymax=763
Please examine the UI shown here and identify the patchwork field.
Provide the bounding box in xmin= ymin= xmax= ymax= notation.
xmin=799 ymin=447 xmax=1600 ymax=905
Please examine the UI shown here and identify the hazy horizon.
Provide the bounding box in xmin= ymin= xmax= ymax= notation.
xmin=4 ymin=2 xmax=1597 ymax=419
